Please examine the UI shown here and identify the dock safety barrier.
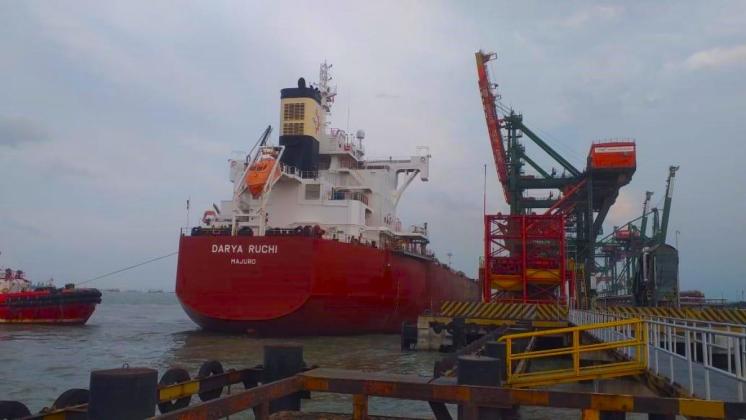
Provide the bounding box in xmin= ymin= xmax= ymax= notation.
xmin=154 ymin=368 xmax=746 ymax=419
xmin=498 ymin=318 xmax=647 ymax=388
xmin=7 ymin=360 xmax=746 ymax=419
xmin=572 ymin=309 xmax=746 ymax=402
xmin=439 ymin=301 xmax=568 ymax=322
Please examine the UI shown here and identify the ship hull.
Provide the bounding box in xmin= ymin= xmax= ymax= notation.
xmin=0 ymin=288 xmax=101 ymax=324
xmin=176 ymin=236 xmax=480 ymax=335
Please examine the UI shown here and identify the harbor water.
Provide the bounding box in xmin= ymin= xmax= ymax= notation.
xmin=0 ymin=291 xmax=653 ymax=418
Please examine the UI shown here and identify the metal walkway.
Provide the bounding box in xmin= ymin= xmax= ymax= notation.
xmin=500 ymin=318 xmax=647 ymax=388
xmin=572 ymin=309 xmax=746 ymax=402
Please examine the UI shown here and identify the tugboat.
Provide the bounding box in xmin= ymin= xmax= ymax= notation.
xmin=0 ymin=268 xmax=101 ymax=325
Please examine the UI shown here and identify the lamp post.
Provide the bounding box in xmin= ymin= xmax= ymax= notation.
xmin=675 ymin=230 xmax=680 ymax=249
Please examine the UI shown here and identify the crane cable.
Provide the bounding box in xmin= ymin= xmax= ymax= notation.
xmin=77 ymin=251 xmax=178 ymax=286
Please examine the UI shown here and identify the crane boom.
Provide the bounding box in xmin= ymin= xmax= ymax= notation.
xmin=658 ymin=165 xmax=679 ymax=244
xmin=475 ymin=51 xmax=509 ymax=202
xmin=640 ymin=191 xmax=653 ymax=239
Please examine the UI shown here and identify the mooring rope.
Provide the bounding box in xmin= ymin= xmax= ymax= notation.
xmin=77 ymin=251 xmax=178 ymax=285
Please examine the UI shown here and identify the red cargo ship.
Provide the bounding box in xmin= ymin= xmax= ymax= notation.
xmin=176 ymin=63 xmax=480 ymax=335
xmin=0 ymin=268 xmax=101 ymax=325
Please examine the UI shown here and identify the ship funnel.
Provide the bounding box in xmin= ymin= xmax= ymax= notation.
xmin=279 ymin=76 xmax=325 ymax=173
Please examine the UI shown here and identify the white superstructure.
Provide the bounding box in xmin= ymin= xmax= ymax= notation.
xmin=201 ymin=63 xmax=432 ymax=253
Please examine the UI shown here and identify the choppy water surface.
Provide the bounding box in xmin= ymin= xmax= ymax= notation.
xmin=0 ymin=292 xmax=653 ymax=418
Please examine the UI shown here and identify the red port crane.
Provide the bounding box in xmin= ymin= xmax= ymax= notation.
xmin=476 ymin=50 xmax=636 ymax=307
xmin=475 ymin=51 xmax=509 ymax=202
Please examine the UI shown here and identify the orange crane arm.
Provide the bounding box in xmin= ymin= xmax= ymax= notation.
xmin=476 ymin=51 xmax=509 ymax=202
xmin=544 ymin=179 xmax=587 ymax=216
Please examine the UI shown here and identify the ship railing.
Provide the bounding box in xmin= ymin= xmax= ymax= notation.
xmin=410 ymin=224 xmax=428 ymax=235
xmin=338 ymin=160 xmax=366 ymax=170
xmin=265 ymin=226 xmax=323 ymax=238
xmin=680 ymin=297 xmax=728 ymax=306
xmin=329 ymin=190 xmax=368 ymax=206
xmin=280 ymin=163 xmax=318 ymax=180
xmin=571 ymin=309 xmax=746 ymax=402
xmin=327 ymin=128 xmax=364 ymax=155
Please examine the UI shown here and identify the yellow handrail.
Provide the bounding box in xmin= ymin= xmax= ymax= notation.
xmin=499 ymin=318 xmax=648 ymax=388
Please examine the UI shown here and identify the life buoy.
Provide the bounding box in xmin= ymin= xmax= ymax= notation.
xmin=202 ymin=210 xmax=217 ymax=225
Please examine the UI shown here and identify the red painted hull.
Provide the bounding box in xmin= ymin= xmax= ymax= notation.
xmin=176 ymin=236 xmax=480 ymax=335
xmin=0 ymin=288 xmax=101 ymax=324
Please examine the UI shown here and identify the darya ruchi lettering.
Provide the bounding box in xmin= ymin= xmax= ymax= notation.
xmin=211 ymin=244 xmax=278 ymax=254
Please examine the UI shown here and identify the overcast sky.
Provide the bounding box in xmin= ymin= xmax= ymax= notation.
xmin=1 ymin=1 xmax=745 ymax=298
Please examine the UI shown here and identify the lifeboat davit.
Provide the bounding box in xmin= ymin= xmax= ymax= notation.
xmin=246 ymin=150 xmax=281 ymax=198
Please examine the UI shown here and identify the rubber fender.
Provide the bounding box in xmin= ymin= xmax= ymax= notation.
xmin=0 ymin=401 xmax=31 ymax=419
xmin=157 ymin=368 xmax=191 ymax=413
xmin=197 ymin=360 xmax=224 ymax=401
xmin=52 ymin=388 xmax=89 ymax=409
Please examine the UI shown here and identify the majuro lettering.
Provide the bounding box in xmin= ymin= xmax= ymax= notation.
xmin=210 ymin=244 xmax=279 ymax=254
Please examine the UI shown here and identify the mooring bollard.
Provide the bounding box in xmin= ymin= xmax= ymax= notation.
xmin=264 ymin=344 xmax=304 ymax=413
xmin=647 ymin=414 xmax=675 ymax=420
xmin=457 ymin=355 xmax=505 ymax=420
xmin=88 ymin=367 xmax=157 ymax=420
xmin=483 ymin=341 xmax=507 ymax=383
xmin=451 ymin=317 xmax=466 ymax=350
xmin=400 ymin=321 xmax=418 ymax=351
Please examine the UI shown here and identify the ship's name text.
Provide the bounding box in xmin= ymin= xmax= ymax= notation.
xmin=211 ymin=244 xmax=278 ymax=254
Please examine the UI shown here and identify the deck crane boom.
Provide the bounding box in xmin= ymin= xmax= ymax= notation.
xmin=475 ymin=51 xmax=509 ymax=202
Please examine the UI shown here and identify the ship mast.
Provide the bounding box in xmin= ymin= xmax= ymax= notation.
xmin=317 ymin=61 xmax=336 ymax=114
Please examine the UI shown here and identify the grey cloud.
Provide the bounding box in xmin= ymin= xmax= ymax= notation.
xmin=0 ymin=116 xmax=48 ymax=148
xmin=375 ymin=92 xmax=401 ymax=100
xmin=558 ymin=5 xmax=623 ymax=28
xmin=685 ymin=44 xmax=746 ymax=70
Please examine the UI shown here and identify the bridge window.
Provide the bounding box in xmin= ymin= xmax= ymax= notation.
xmin=305 ymin=184 xmax=321 ymax=200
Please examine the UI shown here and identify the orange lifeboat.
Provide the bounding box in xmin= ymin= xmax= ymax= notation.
xmin=246 ymin=149 xmax=281 ymax=198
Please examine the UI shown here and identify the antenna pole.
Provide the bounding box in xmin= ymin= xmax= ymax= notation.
xmin=186 ymin=198 xmax=191 ymax=230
